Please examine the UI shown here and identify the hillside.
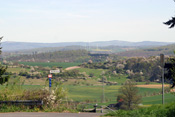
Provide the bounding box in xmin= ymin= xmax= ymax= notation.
xmin=5 ymin=50 xmax=117 ymax=63
xmin=4 ymin=43 xmax=175 ymax=62
xmin=117 ymin=44 xmax=175 ymax=57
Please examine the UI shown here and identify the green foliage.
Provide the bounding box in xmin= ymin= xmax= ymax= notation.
xmin=0 ymin=76 xmax=73 ymax=112
xmin=0 ymin=105 xmax=37 ymax=112
xmin=0 ymin=65 xmax=9 ymax=85
xmin=56 ymin=69 xmax=82 ymax=78
xmin=53 ymin=82 xmax=67 ymax=103
xmin=117 ymin=80 xmax=142 ymax=110
xmin=0 ymin=37 xmax=9 ymax=84
xmin=165 ymin=54 xmax=175 ymax=88
xmin=81 ymin=56 xmax=164 ymax=83
xmin=105 ymin=101 xmax=175 ymax=117
xmin=20 ymin=89 xmax=50 ymax=101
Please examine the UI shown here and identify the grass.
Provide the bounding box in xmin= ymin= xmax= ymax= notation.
xmin=7 ymin=67 xmax=30 ymax=73
xmin=107 ymin=75 xmax=128 ymax=85
xmin=136 ymin=82 xmax=161 ymax=85
xmin=104 ymin=101 xmax=175 ymax=117
xmin=138 ymin=87 xmax=161 ymax=96
xmin=4 ymin=66 xmax=175 ymax=109
xmin=142 ymin=93 xmax=175 ymax=105
xmin=64 ymin=85 xmax=174 ymax=105
xmin=0 ymin=85 xmax=44 ymax=90
xmin=64 ymin=85 xmax=121 ymax=102
xmin=78 ymin=68 xmax=105 ymax=78
xmin=22 ymin=77 xmax=47 ymax=85
xmin=18 ymin=62 xmax=81 ymax=68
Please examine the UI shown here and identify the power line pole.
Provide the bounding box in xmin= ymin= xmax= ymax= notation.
xmin=102 ymin=76 xmax=105 ymax=103
xmin=160 ymin=54 xmax=165 ymax=105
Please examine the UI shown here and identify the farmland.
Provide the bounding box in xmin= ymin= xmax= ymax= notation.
xmin=3 ymin=61 xmax=175 ymax=111
xmin=64 ymin=85 xmax=175 ymax=105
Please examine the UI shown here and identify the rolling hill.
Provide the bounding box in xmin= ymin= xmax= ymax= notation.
xmin=1 ymin=40 xmax=173 ymax=51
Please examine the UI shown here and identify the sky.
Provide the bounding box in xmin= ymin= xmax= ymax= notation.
xmin=0 ymin=0 xmax=175 ymax=43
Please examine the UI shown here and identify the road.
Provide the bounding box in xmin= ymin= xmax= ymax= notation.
xmin=0 ymin=112 xmax=104 ymax=117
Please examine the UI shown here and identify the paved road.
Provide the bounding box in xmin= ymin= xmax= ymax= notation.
xmin=0 ymin=112 xmax=104 ymax=117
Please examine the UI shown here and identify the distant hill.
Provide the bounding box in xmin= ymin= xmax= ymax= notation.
xmin=1 ymin=40 xmax=173 ymax=51
xmin=117 ymin=44 xmax=175 ymax=57
xmin=5 ymin=50 xmax=113 ymax=63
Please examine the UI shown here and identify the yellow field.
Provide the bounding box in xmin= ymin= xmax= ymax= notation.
xmin=136 ymin=84 xmax=170 ymax=88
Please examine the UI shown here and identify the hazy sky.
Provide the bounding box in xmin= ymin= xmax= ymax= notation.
xmin=0 ymin=0 xmax=175 ymax=43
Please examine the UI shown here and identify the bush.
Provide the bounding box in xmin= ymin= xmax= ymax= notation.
xmin=0 ymin=77 xmax=72 ymax=112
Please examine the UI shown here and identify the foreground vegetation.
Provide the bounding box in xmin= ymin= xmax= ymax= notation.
xmin=0 ymin=77 xmax=79 ymax=112
xmin=105 ymin=101 xmax=175 ymax=117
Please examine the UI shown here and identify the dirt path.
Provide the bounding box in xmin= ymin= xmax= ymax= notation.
xmin=136 ymin=84 xmax=170 ymax=88
xmin=65 ymin=66 xmax=81 ymax=70
xmin=136 ymin=84 xmax=175 ymax=92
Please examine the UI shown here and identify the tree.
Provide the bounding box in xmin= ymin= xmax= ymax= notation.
xmin=164 ymin=17 xmax=175 ymax=28
xmin=164 ymin=0 xmax=175 ymax=28
xmin=117 ymin=80 xmax=142 ymax=110
xmin=164 ymin=53 xmax=175 ymax=88
xmin=0 ymin=37 xmax=9 ymax=84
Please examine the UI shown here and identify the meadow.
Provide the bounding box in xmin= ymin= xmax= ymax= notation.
xmin=63 ymin=85 xmax=175 ymax=105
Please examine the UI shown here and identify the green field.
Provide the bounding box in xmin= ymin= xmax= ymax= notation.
xmin=1 ymin=83 xmax=174 ymax=106
xmin=64 ymin=85 xmax=171 ymax=105
xmin=7 ymin=67 xmax=30 ymax=73
xmin=64 ymin=85 xmax=120 ymax=102
xmin=142 ymin=93 xmax=175 ymax=105
xmin=19 ymin=62 xmax=81 ymax=68
xmin=0 ymin=85 xmax=43 ymax=90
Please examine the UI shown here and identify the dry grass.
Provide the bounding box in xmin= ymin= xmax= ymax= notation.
xmin=65 ymin=66 xmax=81 ymax=70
